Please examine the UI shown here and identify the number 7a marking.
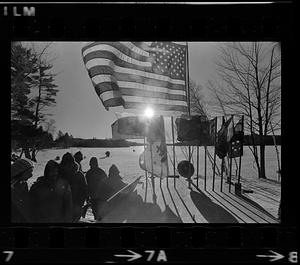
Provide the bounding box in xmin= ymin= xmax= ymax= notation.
xmin=3 ymin=251 xmax=14 ymax=262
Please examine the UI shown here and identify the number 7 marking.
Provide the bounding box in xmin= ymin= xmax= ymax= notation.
xmin=145 ymin=250 xmax=155 ymax=261
xmin=3 ymin=251 xmax=14 ymax=262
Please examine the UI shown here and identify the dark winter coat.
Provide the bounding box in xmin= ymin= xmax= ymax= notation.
xmin=29 ymin=176 xmax=73 ymax=223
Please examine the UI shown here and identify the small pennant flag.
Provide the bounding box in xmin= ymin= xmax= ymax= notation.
xmin=226 ymin=117 xmax=234 ymax=142
xmin=209 ymin=117 xmax=217 ymax=144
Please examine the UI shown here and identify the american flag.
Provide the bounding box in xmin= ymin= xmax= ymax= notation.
xmin=82 ymin=42 xmax=188 ymax=114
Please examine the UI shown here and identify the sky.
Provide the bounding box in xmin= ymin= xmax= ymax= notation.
xmin=27 ymin=41 xmax=280 ymax=139
xmin=44 ymin=42 xmax=219 ymax=139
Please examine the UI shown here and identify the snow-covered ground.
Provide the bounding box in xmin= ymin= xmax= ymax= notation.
xmin=16 ymin=146 xmax=281 ymax=223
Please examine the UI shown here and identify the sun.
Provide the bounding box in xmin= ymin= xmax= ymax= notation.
xmin=144 ymin=107 xmax=154 ymax=118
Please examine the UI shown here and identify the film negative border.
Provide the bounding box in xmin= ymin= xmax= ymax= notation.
xmin=1 ymin=3 xmax=292 ymax=41
xmin=0 ymin=226 xmax=297 ymax=263
xmin=2 ymin=2 xmax=296 ymax=264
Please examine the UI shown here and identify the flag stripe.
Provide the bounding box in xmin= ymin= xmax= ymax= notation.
xmin=102 ymin=97 xmax=124 ymax=109
xmin=119 ymin=88 xmax=187 ymax=101
xmin=89 ymin=67 xmax=185 ymax=91
xmin=83 ymin=49 xmax=152 ymax=70
xmin=94 ymin=81 xmax=119 ymax=95
xmin=82 ymin=41 xmax=149 ymax=62
xmin=92 ymin=74 xmax=118 ymax=87
xmin=85 ymin=58 xmax=185 ymax=85
xmin=172 ymin=42 xmax=188 ymax=46
xmin=92 ymin=75 xmax=186 ymax=96
xmin=96 ymin=89 xmax=122 ymax=104
xmin=119 ymin=81 xmax=186 ymax=96
xmin=96 ymin=84 xmax=187 ymax=104
xmin=125 ymin=102 xmax=188 ymax=113
xmin=119 ymin=42 xmax=150 ymax=57
xmin=99 ymin=91 xmax=187 ymax=106
xmin=123 ymin=95 xmax=187 ymax=106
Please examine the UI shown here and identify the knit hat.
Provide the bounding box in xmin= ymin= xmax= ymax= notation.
xmin=44 ymin=160 xmax=59 ymax=179
xmin=89 ymin=157 xmax=98 ymax=168
xmin=74 ymin=151 xmax=83 ymax=161
xmin=11 ymin=158 xmax=34 ymax=178
xmin=60 ymin=152 xmax=75 ymax=167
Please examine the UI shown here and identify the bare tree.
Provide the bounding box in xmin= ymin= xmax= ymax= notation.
xmin=189 ymin=80 xmax=207 ymax=117
xmin=207 ymin=42 xmax=281 ymax=179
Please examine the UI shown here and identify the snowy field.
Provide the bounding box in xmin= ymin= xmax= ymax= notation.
xmin=27 ymin=145 xmax=281 ymax=188
xmin=22 ymin=146 xmax=281 ymax=222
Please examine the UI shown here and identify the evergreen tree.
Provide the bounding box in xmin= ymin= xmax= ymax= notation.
xmin=30 ymin=61 xmax=59 ymax=127
xmin=11 ymin=42 xmax=59 ymax=161
xmin=11 ymin=43 xmax=39 ymax=159
xmin=11 ymin=42 xmax=37 ymax=122
xmin=28 ymin=44 xmax=58 ymax=160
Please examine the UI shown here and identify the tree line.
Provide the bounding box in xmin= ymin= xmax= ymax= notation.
xmin=11 ymin=127 xmax=142 ymax=151
xmin=11 ymin=42 xmax=59 ymax=161
xmin=54 ymin=132 xmax=139 ymax=148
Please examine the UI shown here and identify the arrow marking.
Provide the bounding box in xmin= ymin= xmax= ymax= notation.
xmin=256 ymin=250 xmax=284 ymax=262
xmin=114 ymin=250 xmax=142 ymax=262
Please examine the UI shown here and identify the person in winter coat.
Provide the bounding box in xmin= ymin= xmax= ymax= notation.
xmin=85 ymin=157 xmax=109 ymax=220
xmin=59 ymin=152 xmax=88 ymax=222
xmin=11 ymin=158 xmax=34 ymax=222
xmin=29 ymin=160 xmax=73 ymax=223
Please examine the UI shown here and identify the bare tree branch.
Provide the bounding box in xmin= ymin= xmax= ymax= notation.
xmin=206 ymin=42 xmax=281 ymax=179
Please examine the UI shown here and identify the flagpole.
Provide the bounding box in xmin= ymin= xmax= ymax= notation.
xmin=186 ymin=42 xmax=191 ymax=117
xmin=186 ymin=42 xmax=192 ymax=189
xmin=150 ymin=142 xmax=156 ymax=204
xmin=159 ymin=115 xmax=163 ymax=189
xmin=144 ymin=136 xmax=148 ymax=202
xmin=234 ymin=157 xmax=238 ymax=178
xmin=204 ymin=145 xmax=207 ymax=191
xmin=228 ymin=115 xmax=234 ymax=193
xmin=196 ymin=145 xmax=199 ymax=188
xmin=212 ymin=117 xmax=217 ymax=191
xmin=220 ymin=116 xmax=225 ymax=192
xmin=171 ymin=116 xmax=176 ymax=188
xmin=270 ymin=120 xmax=281 ymax=181
xmin=237 ymin=115 xmax=244 ymax=184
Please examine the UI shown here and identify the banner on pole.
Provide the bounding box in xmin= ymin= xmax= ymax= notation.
xmin=215 ymin=116 xmax=233 ymax=159
xmin=175 ymin=115 xmax=212 ymax=144
xmin=111 ymin=116 xmax=146 ymax=139
xmin=139 ymin=116 xmax=169 ymax=178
